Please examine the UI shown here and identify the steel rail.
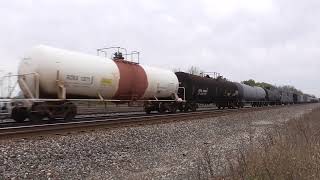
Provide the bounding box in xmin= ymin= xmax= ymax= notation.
xmin=0 ymin=105 xmax=292 ymax=138
xmin=0 ymin=107 xmax=230 ymax=128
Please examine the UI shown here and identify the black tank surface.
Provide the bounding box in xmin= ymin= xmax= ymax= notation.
xmin=175 ymin=72 xmax=239 ymax=105
xmin=265 ymin=88 xmax=281 ymax=102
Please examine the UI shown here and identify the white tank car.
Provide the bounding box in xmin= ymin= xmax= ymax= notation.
xmin=12 ymin=45 xmax=180 ymax=122
xmin=141 ymin=65 xmax=179 ymax=99
xmin=18 ymin=45 xmax=179 ymax=100
xmin=19 ymin=45 xmax=120 ymax=99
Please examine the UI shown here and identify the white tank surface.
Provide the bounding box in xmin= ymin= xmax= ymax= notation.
xmin=18 ymin=45 xmax=179 ymax=100
xmin=141 ymin=65 xmax=179 ymax=99
xmin=18 ymin=45 xmax=120 ymax=99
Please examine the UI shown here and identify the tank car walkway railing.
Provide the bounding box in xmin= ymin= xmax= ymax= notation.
xmin=0 ymin=73 xmax=39 ymax=99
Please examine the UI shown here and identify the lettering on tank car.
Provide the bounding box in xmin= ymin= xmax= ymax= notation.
xmin=66 ymin=75 xmax=79 ymax=81
xmin=65 ymin=74 xmax=93 ymax=85
xmin=197 ymin=88 xmax=208 ymax=96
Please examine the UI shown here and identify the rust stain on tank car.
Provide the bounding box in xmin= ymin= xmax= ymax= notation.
xmin=113 ymin=60 xmax=148 ymax=100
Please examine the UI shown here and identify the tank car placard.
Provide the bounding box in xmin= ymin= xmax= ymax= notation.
xmin=100 ymin=78 xmax=113 ymax=86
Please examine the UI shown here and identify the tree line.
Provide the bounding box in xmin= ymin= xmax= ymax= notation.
xmin=241 ymin=79 xmax=305 ymax=95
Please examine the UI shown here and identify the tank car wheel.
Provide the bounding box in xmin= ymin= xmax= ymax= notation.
xmin=29 ymin=112 xmax=44 ymax=122
xmin=143 ymin=102 xmax=153 ymax=114
xmin=169 ymin=105 xmax=177 ymax=113
xmin=191 ymin=105 xmax=197 ymax=112
xmin=145 ymin=108 xmax=152 ymax=114
xmin=158 ymin=107 xmax=166 ymax=113
xmin=28 ymin=103 xmax=46 ymax=122
xmin=63 ymin=103 xmax=77 ymax=121
xmin=178 ymin=106 xmax=184 ymax=112
xmin=11 ymin=107 xmax=28 ymax=123
xmin=158 ymin=103 xmax=168 ymax=114
xmin=48 ymin=117 xmax=56 ymax=122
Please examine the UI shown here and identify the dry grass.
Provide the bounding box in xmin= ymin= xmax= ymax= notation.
xmin=226 ymin=107 xmax=320 ymax=180
xmin=197 ymin=107 xmax=320 ymax=180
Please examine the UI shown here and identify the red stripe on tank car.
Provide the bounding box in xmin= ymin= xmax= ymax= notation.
xmin=113 ymin=60 xmax=148 ymax=100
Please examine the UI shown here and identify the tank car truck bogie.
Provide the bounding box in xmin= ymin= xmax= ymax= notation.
xmin=182 ymin=102 xmax=198 ymax=112
xmin=11 ymin=105 xmax=28 ymax=123
xmin=144 ymin=101 xmax=182 ymax=114
xmin=10 ymin=100 xmax=31 ymax=122
xmin=10 ymin=100 xmax=77 ymax=122
xmin=216 ymin=101 xmax=237 ymax=109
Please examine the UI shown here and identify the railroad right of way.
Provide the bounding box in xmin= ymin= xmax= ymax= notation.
xmin=0 ymin=104 xmax=306 ymax=139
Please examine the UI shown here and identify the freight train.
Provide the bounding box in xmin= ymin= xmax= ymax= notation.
xmin=176 ymin=72 xmax=307 ymax=110
xmin=8 ymin=45 xmax=318 ymax=122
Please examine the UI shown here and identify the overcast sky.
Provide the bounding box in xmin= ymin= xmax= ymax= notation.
xmin=0 ymin=0 xmax=319 ymax=97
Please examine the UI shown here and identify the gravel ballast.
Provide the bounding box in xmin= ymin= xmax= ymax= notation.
xmin=1 ymin=104 xmax=319 ymax=179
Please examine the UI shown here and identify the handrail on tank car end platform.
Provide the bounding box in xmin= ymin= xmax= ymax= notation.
xmin=96 ymin=47 xmax=140 ymax=63
xmin=97 ymin=47 xmax=128 ymax=59
xmin=178 ymin=87 xmax=186 ymax=101
xmin=126 ymin=51 xmax=140 ymax=64
xmin=1 ymin=73 xmax=40 ymax=99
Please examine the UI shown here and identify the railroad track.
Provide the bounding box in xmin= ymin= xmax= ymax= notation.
xmin=0 ymin=107 xmax=221 ymax=127
xmin=0 ymin=105 xmax=298 ymax=139
xmin=0 ymin=107 xmax=225 ymax=129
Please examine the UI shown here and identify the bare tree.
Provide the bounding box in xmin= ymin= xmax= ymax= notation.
xmin=188 ymin=66 xmax=202 ymax=75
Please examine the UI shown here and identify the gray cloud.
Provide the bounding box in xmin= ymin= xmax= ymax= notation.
xmin=0 ymin=0 xmax=319 ymax=97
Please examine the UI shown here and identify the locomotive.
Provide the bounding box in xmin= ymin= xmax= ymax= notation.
xmin=9 ymin=45 xmax=317 ymax=122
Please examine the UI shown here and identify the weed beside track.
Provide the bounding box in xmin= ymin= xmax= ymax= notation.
xmin=216 ymin=107 xmax=320 ymax=179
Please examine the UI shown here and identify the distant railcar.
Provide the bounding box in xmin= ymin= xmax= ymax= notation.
xmin=234 ymin=83 xmax=266 ymax=107
xmin=175 ymin=72 xmax=239 ymax=110
xmin=280 ymin=91 xmax=294 ymax=104
xmin=264 ymin=88 xmax=281 ymax=105
xmin=293 ymin=93 xmax=298 ymax=104
xmin=310 ymin=98 xmax=318 ymax=103
xmin=297 ymin=94 xmax=304 ymax=103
